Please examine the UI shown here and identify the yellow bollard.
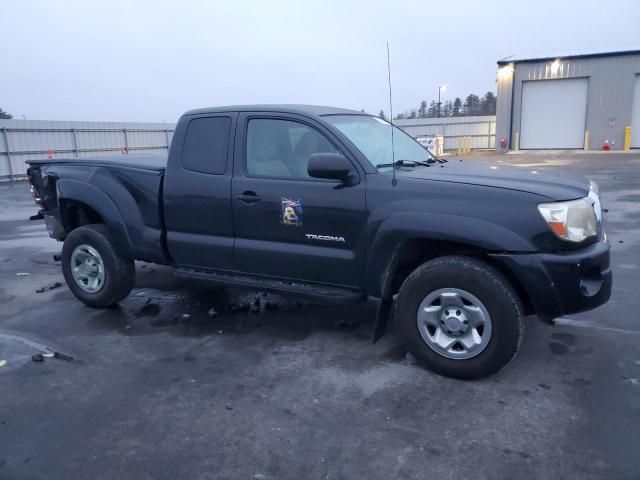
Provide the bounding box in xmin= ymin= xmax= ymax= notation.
xmin=624 ymin=126 xmax=631 ymax=151
xmin=514 ymin=132 xmax=520 ymax=152
xmin=584 ymin=131 xmax=590 ymax=151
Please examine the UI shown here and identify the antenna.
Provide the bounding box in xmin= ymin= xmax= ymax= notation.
xmin=386 ymin=42 xmax=397 ymax=187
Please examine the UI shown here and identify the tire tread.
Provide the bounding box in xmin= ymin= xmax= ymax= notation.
xmin=61 ymin=224 xmax=135 ymax=308
xmin=395 ymin=255 xmax=524 ymax=379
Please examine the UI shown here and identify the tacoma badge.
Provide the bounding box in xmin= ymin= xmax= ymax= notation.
xmin=305 ymin=234 xmax=346 ymax=243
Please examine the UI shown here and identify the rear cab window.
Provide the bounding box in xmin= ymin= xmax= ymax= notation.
xmin=182 ymin=117 xmax=231 ymax=174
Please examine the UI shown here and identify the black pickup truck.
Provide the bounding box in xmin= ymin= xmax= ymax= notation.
xmin=26 ymin=105 xmax=611 ymax=378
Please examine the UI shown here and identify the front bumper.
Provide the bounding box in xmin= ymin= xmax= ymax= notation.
xmin=490 ymin=240 xmax=612 ymax=321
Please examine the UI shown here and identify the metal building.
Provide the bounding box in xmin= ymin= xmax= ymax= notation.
xmin=495 ymin=49 xmax=640 ymax=151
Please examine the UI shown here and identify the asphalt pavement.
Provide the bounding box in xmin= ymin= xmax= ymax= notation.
xmin=1 ymin=152 xmax=639 ymax=480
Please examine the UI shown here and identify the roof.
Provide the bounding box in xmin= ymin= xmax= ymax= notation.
xmin=183 ymin=104 xmax=365 ymax=117
xmin=497 ymin=47 xmax=640 ymax=65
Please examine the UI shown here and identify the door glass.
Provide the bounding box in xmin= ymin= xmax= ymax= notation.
xmin=246 ymin=118 xmax=337 ymax=179
xmin=182 ymin=116 xmax=231 ymax=175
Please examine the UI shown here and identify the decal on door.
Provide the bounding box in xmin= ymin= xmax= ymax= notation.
xmin=281 ymin=198 xmax=303 ymax=226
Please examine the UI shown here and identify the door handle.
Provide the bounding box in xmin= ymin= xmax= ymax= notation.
xmin=234 ymin=191 xmax=261 ymax=204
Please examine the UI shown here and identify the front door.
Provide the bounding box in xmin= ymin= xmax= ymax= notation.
xmin=231 ymin=113 xmax=367 ymax=288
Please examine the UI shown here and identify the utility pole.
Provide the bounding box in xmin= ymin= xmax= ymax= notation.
xmin=437 ymin=85 xmax=446 ymax=118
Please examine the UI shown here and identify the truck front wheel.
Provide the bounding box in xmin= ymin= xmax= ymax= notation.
xmin=61 ymin=224 xmax=135 ymax=308
xmin=396 ymin=256 xmax=524 ymax=379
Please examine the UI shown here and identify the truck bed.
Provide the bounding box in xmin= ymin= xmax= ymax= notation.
xmin=27 ymin=153 xmax=169 ymax=265
xmin=27 ymin=154 xmax=167 ymax=172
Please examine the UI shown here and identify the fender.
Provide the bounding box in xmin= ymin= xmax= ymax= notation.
xmin=55 ymin=165 xmax=168 ymax=264
xmin=56 ymin=177 xmax=133 ymax=256
xmin=366 ymin=212 xmax=535 ymax=297
xmin=368 ymin=212 xmax=535 ymax=342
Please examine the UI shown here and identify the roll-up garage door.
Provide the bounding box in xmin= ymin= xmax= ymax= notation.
xmin=631 ymin=75 xmax=640 ymax=148
xmin=520 ymin=78 xmax=588 ymax=149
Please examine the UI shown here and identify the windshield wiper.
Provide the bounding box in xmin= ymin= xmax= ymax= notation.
xmin=375 ymin=159 xmax=433 ymax=169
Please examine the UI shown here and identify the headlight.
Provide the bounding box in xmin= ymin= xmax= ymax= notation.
xmin=538 ymin=183 xmax=599 ymax=242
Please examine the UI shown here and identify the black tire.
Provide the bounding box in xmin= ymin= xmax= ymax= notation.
xmin=61 ymin=224 xmax=135 ymax=308
xmin=396 ymin=256 xmax=524 ymax=379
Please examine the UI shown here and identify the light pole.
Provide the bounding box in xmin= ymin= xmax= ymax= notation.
xmin=437 ymin=85 xmax=446 ymax=118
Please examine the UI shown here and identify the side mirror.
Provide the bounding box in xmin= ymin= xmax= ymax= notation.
xmin=307 ymin=153 xmax=353 ymax=182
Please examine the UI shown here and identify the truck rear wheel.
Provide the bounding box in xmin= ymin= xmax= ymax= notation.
xmin=61 ymin=224 xmax=135 ymax=308
xmin=396 ymin=256 xmax=524 ymax=379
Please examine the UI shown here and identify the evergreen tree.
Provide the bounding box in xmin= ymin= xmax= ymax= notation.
xmin=452 ymin=97 xmax=462 ymax=117
xmin=418 ymin=100 xmax=428 ymax=118
xmin=0 ymin=108 xmax=13 ymax=119
xmin=378 ymin=110 xmax=386 ymax=120
xmin=463 ymin=94 xmax=481 ymax=116
xmin=427 ymin=101 xmax=438 ymax=118
xmin=443 ymin=100 xmax=453 ymax=117
xmin=408 ymin=110 xmax=417 ymax=119
xmin=480 ymin=91 xmax=497 ymax=115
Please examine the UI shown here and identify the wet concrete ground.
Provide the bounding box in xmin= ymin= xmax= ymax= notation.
xmin=1 ymin=152 xmax=639 ymax=480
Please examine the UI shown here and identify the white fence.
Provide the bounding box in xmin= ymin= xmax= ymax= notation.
xmin=1 ymin=115 xmax=496 ymax=179
xmin=0 ymin=119 xmax=176 ymax=179
xmin=394 ymin=115 xmax=496 ymax=151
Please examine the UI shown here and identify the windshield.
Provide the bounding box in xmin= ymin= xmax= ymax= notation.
xmin=324 ymin=114 xmax=435 ymax=171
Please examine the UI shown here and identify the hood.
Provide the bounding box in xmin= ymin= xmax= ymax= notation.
xmin=399 ymin=159 xmax=589 ymax=201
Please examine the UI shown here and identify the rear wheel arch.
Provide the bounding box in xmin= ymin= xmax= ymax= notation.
xmin=60 ymin=199 xmax=105 ymax=231
xmin=57 ymin=195 xmax=133 ymax=259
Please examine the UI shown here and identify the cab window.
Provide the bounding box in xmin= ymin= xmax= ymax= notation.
xmin=182 ymin=116 xmax=231 ymax=175
xmin=246 ymin=118 xmax=338 ymax=179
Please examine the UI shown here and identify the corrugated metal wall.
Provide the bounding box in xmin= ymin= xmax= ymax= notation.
xmin=496 ymin=53 xmax=640 ymax=150
xmin=0 ymin=119 xmax=176 ymax=178
xmin=394 ymin=116 xmax=496 ymax=150
xmin=495 ymin=64 xmax=514 ymax=150
xmin=1 ymin=116 xmax=494 ymax=178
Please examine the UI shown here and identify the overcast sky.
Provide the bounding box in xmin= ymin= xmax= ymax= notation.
xmin=2 ymin=0 xmax=639 ymax=123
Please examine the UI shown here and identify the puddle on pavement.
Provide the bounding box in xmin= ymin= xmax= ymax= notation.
xmin=133 ymin=302 xmax=161 ymax=318
xmin=84 ymin=280 xmax=377 ymax=343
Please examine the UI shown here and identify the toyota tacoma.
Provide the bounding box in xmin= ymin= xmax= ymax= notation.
xmin=26 ymin=105 xmax=612 ymax=379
